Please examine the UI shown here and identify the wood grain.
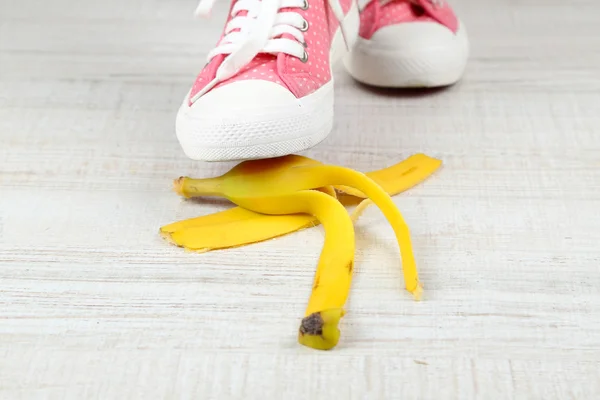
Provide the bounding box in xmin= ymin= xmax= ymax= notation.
xmin=1 ymin=0 xmax=600 ymax=398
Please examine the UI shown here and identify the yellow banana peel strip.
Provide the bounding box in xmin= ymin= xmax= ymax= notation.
xmin=335 ymin=153 xmax=442 ymax=198
xmin=163 ymin=212 xmax=318 ymax=252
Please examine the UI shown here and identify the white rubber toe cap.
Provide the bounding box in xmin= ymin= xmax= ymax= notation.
xmin=175 ymin=79 xmax=334 ymax=161
xmin=344 ymin=21 xmax=469 ymax=88
xmin=177 ymin=80 xmax=300 ymax=148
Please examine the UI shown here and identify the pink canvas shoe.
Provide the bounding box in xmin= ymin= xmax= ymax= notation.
xmin=176 ymin=0 xmax=360 ymax=161
xmin=344 ymin=0 xmax=468 ymax=87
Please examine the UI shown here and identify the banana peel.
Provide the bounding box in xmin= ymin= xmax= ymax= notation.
xmin=160 ymin=153 xmax=441 ymax=350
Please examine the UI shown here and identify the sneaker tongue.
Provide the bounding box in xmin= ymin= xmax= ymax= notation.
xmin=374 ymin=0 xmax=429 ymax=24
xmin=407 ymin=0 xmax=458 ymax=31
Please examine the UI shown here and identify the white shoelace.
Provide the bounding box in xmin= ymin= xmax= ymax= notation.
xmin=191 ymin=0 xmax=351 ymax=102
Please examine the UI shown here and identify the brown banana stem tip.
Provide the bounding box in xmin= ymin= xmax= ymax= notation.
xmin=299 ymin=312 xmax=324 ymax=336
xmin=173 ymin=177 xmax=186 ymax=196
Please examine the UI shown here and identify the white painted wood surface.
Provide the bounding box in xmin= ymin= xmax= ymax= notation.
xmin=1 ymin=0 xmax=600 ymax=398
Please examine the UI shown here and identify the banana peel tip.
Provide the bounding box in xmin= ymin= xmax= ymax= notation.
xmin=159 ymin=230 xmax=182 ymax=248
xmin=298 ymin=308 xmax=345 ymax=351
xmin=411 ymin=282 xmax=424 ymax=301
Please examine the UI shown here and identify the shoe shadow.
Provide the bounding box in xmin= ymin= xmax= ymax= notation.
xmin=352 ymin=81 xmax=454 ymax=98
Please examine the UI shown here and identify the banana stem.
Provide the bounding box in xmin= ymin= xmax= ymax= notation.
xmin=295 ymin=165 xmax=422 ymax=298
xmin=174 ymin=176 xmax=222 ymax=198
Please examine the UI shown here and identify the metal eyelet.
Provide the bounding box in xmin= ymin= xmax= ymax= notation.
xmin=301 ymin=0 xmax=309 ymax=10
xmin=300 ymin=19 xmax=309 ymax=32
xmin=300 ymin=50 xmax=309 ymax=63
xmin=302 ymin=41 xmax=308 ymax=48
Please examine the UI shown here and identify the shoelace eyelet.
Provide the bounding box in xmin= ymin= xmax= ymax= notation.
xmin=300 ymin=19 xmax=309 ymax=32
xmin=300 ymin=50 xmax=309 ymax=62
xmin=301 ymin=0 xmax=309 ymax=10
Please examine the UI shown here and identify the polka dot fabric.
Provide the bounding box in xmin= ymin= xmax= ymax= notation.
xmin=188 ymin=0 xmax=354 ymax=103
xmin=358 ymin=0 xmax=459 ymax=40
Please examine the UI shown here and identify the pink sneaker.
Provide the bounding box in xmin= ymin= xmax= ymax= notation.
xmin=176 ymin=0 xmax=360 ymax=161
xmin=344 ymin=0 xmax=468 ymax=87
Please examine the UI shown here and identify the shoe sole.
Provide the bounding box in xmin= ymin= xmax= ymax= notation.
xmin=344 ymin=21 xmax=469 ymax=88
xmin=176 ymin=0 xmax=361 ymax=162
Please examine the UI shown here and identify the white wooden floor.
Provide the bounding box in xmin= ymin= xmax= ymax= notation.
xmin=2 ymin=0 xmax=600 ymax=398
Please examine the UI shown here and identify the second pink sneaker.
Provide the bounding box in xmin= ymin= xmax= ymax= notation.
xmin=176 ymin=0 xmax=360 ymax=161
xmin=344 ymin=0 xmax=468 ymax=87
